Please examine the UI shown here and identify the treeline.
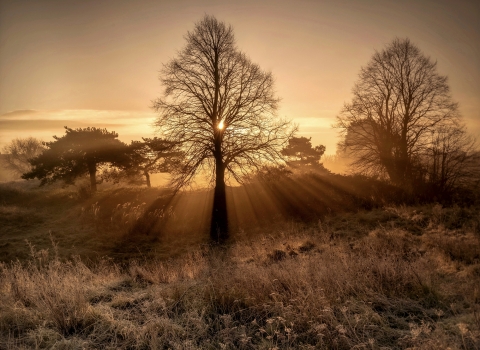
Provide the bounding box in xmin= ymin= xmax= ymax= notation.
xmin=1 ymin=130 xmax=326 ymax=192
xmin=1 ymin=18 xmax=479 ymax=207
xmin=2 ymin=128 xmax=182 ymax=191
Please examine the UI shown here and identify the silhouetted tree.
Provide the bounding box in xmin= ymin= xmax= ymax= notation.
xmin=154 ymin=15 xmax=294 ymax=240
xmin=336 ymin=38 xmax=460 ymax=189
xmin=282 ymin=136 xmax=326 ymax=169
xmin=424 ymin=123 xmax=480 ymax=193
xmin=22 ymin=127 xmax=126 ymax=192
xmin=114 ymin=138 xmax=182 ymax=187
xmin=1 ymin=137 xmax=44 ymax=176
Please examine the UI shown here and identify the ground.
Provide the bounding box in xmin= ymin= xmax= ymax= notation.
xmin=0 ymin=179 xmax=479 ymax=349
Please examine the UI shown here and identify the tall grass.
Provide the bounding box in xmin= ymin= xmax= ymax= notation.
xmin=1 ymin=205 xmax=479 ymax=349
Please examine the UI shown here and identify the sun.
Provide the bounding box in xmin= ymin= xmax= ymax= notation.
xmin=218 ymin=119 xmax=225 ymax=130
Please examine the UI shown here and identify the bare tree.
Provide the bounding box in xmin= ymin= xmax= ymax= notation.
xmin=336 ymin=38 xmax=460 ymax=188
xmin=2 ymin=137 xmax=44 ymax=176
xmin=153 ymin=15 xmax=294 ymax=240
xmin=425 ymin=122 xmax=480 ymax=193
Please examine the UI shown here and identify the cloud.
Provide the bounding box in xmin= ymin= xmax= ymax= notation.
xmin=0 ymin=109 xmax=343 ymax=154
xmin=1 ymin=109 xmax=38 ymax=118
xmin=0 ymin=109 xmax=158 ymax=149
xmin=0 ymin=119 xmax=125 ymax=130
xmin=0 ymin=109 xmax=157 ymax=121
xmin=294 ymin=117 xmax=334 ymax=130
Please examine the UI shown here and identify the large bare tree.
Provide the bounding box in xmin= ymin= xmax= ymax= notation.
xmin=336 ymin=38 xmax=460 ymax=188
xmin=153 ymin=15 xmax=293 ymax=240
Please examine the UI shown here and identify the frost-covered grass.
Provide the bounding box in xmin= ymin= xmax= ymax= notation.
xmin=1 ymin=203 xmax=479 ymax=349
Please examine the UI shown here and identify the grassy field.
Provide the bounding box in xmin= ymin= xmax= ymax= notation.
xmin=0 ymin=173 xmax=408 ymax=263
xmin=0 ymin=179 xmax=479 ymax=349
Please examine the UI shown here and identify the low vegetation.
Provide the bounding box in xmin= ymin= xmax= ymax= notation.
xmin=1 ymin=179 xmax=479 ymax=349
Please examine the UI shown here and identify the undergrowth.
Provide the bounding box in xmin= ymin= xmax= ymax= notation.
xmin=1 ymin=204 xmax=479 ymax=349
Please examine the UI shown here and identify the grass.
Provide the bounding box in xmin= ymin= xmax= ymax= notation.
xmin=0 ymin=173 xmax=431 ymax=263
xmin=0 ymin=180 xmax=188 ymax=262
xmin=0 ymin=179 xmax=479 ymax=348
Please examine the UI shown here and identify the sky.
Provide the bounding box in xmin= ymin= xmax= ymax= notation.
xmin=0 ymin=0 xmax=479 ymax=155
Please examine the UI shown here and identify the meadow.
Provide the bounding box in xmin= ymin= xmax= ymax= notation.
xmin=0 ymin=177 xmax=479 ymax=349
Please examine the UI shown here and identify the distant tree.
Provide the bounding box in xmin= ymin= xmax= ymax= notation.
xmin=22 ymin=127 xmax=126 ymax=192
xmin=115 ymin=137 xmax=182 ymax=187
xmin=336 ymin=38 xmax=461 ymax=188
xmin=322 ymin=148 xmax=352 ymax=175
xmin=281 ymin=136 xmax=326 ymax=169
xmin=153 ymin=15 xmax=294 ymax=240
xmin=1 ymin=137 xmax=44 ymax=176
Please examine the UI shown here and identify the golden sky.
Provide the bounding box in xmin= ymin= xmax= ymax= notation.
xmin=0 ymin=0 xmax=479 ymax=154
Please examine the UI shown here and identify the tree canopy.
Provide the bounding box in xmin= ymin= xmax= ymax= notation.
xmin=153 ymin=15 xmax=294 ymax=239
xmin=22 ymin=127 xmax=126 ymax=192
xmin=115 ymin=137 xmax=182 ymax=188
xmin=281 ymin=136 xmax=326 ymax=169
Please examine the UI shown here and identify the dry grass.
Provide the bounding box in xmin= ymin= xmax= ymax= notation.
xmin=1 ymin=202 xmax=479 ymax=349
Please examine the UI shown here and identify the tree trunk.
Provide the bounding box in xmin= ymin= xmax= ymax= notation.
xmin=210 ymin=44 xmax=228 ymax=241
xmin=211 ymin=153 xmax=228 ymax=242
xmin=87 ymin=162 xmax=97 ymax=192
xmin=144 ymin=171 xmax=151 ymax=188
xmin=399 ymin=122 xmax=411 ymax=189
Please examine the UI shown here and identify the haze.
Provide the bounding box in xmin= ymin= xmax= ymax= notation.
xmin=1 ymin=0 xmax=479 ymax=154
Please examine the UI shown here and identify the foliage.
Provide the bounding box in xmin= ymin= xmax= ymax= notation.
xmin=336 ymin=38 xmax=474 ymax=191
xmin=1 ymin=137 xmax=44 ymax=176
xmin=22 ymin=127 xmax=127 ymax=192
xmin=104 ymin=137 xmax=182 ymax=187
xmin=281 ymin=136 xmax=326 ymax=170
